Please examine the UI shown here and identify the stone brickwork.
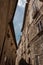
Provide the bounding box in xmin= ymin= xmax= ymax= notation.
xmin=15 ymin=0 xmax=31 ymax=65
xmin=1 ymin=24 xmax=17 ymax=65
xmin=16 ymin=0 xmax=43 ymax=65
xmin=0 ymin=0 xmax=18 ymax=57
xmin=28 ymin=0 xmax=43 ymax=65
xmin=0 ymin=0 xmax=18 ymax=65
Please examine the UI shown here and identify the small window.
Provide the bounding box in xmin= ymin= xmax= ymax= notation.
xmin=28 ymin=50 xmax=30 ymax=54
xmin=7 ymin=33 xmax=10 ymax=38
xmin=28 ymin=58 xmax=31 ymax=64
xmin=33 ymin=10 xmax=39 ymax=19
xmin=27 ymin=44 xmax=30 ymax=48
xmin=37 ymin=21 xmax=43 ymax=32
xmin=11 ymin=43 xmax=13 ymax=46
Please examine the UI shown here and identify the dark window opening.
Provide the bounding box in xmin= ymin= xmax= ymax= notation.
xmin=33 ymin=10 xmax=39 ymax=19
xmin=28 ymin=58 xmax=31 ymax=64
xmin=7 ymin=33 xmax=10 ymax=38
xmin=37 ymin=21 xmax=43 ymax=32
xmin=19 ymin=58 xmax=29 ymax=65
xmin=27 ymin=44 xmax=30 ymax=48
xmin=11 ymin=43 xmax=13 ymax=46
xmin=28 ymin=50 xmax=30 ymax=54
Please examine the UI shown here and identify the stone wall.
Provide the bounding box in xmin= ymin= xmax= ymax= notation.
xmin=0 ymin=0 xmax=18 ymax=65
xmin=16 ymin=0 xmax=43 ymax=65
xmin=29 ymin=1 xmax=43 ymax=65
xmin=0 ymin=23 xmax=17 ymax=65
xmin=0 ymin=0 xmax=18 ymax=57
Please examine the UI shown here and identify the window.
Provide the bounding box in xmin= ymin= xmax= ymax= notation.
xmin=37 ymin=21 xmax=43 ymax=32
xmin=29 ymin=58 xmax=30 ymax=64
xmin=27 ymin=44 xmax=30 ymax=48
xmin=11 ymin=43 xmax=13 ymax=46
xmin=7 ymin=29 xmax=10 ymax=38
xmin=7 ymin=33 xmax=10 ymax=38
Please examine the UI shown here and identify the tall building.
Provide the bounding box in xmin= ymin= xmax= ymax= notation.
xmin=16 ymin=0 xmax=43 ymax=65
xmin=29 ymin=0 xmax=43 ymax=65
xmin=1 ymin=22 xmax=17 ymax=65
xmin=0 ymin=0 xmax=18 ymax=65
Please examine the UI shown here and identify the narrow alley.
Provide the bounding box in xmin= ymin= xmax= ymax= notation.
xmin=0 ymin=0 xmax=43 ymax=65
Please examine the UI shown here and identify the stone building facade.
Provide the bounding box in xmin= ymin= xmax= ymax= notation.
xmin=15 ymin=0 xmax=31 ymax=65
xmin=16 ymin=0 xmax=43 ymax=65
xmin=29 ymin=1 xmax=43 ymax=65
xmin=0 ymin=0 xmax=18 ymax=65
xmin=0 ymin=23 xmax=17 ymax=65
